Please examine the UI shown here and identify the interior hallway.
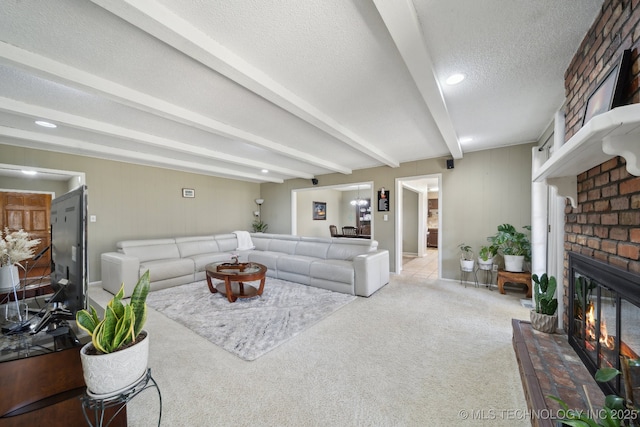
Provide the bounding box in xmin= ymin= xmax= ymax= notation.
xmin=401 ymin=247 xmax=438 ymax=280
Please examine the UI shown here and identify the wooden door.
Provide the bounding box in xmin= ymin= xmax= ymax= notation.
xmin=0 ymin=192 xmax=51 ymax=275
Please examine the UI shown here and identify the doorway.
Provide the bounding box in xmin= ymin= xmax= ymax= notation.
xmin=395 ymin=174 xmax=442 ymax=278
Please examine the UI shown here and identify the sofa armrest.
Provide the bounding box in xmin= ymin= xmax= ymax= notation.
xmin=353 ymin=250 xmax=390 ymax=297
xmin=101 ymin=252 xmax=140 ymax=297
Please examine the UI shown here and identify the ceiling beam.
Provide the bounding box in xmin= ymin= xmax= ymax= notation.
xmin=0 ymin=126 xmax=284 ymax=183
xmin=373 ymin=0 xmax=463 ymax=159
xmin=0 ymin=97 xmax=314 ymax=180
xmin=0 ymin=41 xmax=351 ymax=175
xmin=91 ymin=0 xmax=400 ymax=168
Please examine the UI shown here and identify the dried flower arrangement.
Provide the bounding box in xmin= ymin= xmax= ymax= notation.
xmin=0 ymin=227 xmax=41 ymax=267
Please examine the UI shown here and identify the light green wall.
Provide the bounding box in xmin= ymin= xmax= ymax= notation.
xmin=262 ymin=143 xmax=534 ymax=278
xmin=296 ymin=188 xmax=341 ymax=237
xmin=402 ymin=189 xmax=419 ymax=254
xmin=0 ymin=144 xmax=260 ymax=282
xmin=1 ymin=142 xmax=533 ymax=282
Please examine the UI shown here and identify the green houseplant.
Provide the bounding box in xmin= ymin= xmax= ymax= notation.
xmin=458 ymin=243 xmax=474 ymax=271
xmin=76 ymin=270 xmax=151 ymax=395
xmin=252 ymin=219 xmax=269 ymax=233
xmin=530 ymin=273 xmax=558 ymax=333
xmin=488 ymin=224 xmax=531 ymax=272
xmin=478 ymin=244 xmax=497 ymax=270
xmin=550 ymin=359 xmax=640 ymax=426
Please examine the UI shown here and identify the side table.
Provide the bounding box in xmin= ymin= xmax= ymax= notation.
xmin=81 ymin=368 xmax=162 ymax=427
xmin=496 ymin=269 xmax=532 ymax=298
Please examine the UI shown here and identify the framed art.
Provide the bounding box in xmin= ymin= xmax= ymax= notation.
xmin=182 ymin=188 xmax=195 ymax=198
xmin=582 ymin=49 xmax=630 ymax=126
xmin=313 ymin=201 xmax=326 ymax=220
xmin=377 ymin=190 xmax=390 ymax=212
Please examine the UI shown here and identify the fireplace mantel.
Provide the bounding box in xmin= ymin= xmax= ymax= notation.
xmin=532 ymin=104 xmax=640 ymax=207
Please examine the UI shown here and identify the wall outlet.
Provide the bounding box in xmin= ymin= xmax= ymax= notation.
xmin=90 ymin=215 xmax=97 ymax=223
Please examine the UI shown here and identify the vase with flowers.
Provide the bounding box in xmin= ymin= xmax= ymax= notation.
xmin=0 ymin=227 xmax=41 ymax=292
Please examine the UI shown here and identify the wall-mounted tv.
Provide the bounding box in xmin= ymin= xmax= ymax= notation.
xmin=48 ymin=185 xmax=88 ymax=315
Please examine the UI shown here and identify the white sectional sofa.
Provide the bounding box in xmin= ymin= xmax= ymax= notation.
xmin=101 ymin=233 xmax=389 ymax=298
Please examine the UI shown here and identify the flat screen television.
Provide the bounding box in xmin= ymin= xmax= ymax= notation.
xmin=48 ymin=185 xmax=88 ymax=315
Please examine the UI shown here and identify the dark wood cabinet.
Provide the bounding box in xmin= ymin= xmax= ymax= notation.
xmin=427 ymin=229 xmax=438 ymax=248
xmin=0 ymin=333 xmax=126 ymax=427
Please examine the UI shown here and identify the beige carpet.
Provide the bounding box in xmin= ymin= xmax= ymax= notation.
xmin=116 ymin=274 xmax=531 ymax=426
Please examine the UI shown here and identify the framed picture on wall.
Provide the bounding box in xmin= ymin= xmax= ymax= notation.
xmin=582 ymin=49 xmax=630 ymax=126
xmin=313 ymin=201 xmax=326 ymax=220
xmin=377 ymin=189 xmax=390 ymax=212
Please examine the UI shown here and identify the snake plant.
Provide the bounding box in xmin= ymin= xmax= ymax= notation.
xmin=76 ymin=270 xmax=150 ymax=354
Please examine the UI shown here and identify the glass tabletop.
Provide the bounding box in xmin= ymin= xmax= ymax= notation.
xmin=206 ymin=262 xmax=264 ymax=276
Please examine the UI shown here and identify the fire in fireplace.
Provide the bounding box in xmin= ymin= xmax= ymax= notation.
xmin=568 ymin=252 xmax=640 ymax=397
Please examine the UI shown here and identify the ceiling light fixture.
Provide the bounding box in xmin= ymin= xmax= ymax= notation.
xmin=21 ymin=170 xmax=38 ymax=175
xmin=35 ymin=120 xmax=57 ymax=128
xmin=445 ymin=73 xmax=465 ymax=85
xmin=350 ymin=186 xmax=368 ymax=206
xmin=261 ymin=169 xmax=269 ymax=174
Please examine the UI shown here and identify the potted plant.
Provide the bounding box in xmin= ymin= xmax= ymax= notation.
xmin=530 ymin=273 xmax=558 ymax=333
xmin=0 ymin=227 xmax=40 ymax=292
xmin=252 ymin=219 xmax=268 ymax=233
xmin=458 ymin=243 xmax=475 ymax=271
xmin=76 ymin=270 xmax=151 ymax=396
xmin=477 ymin=244 xmax=497 ymax=271
xmin=487 ymin=224 xmax=531 ymax=272
xmin=551 ymin=358 xmax=640 ymax=426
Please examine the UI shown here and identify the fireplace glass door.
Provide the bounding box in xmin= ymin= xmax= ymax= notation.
xmin=569 ymin=252 xmax=640 ymax=397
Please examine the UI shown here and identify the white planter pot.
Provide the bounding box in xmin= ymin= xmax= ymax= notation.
xmin=477 ymin=257 xmax=494 ymax=271
xmin=80 ymin=331 xmax=149 ymax=396
xmin=504 ymin=255 xmax=525 ymax=272
xmin=0 ymin=265 xmax=19 ymax=292
xmin=460 ymin=259 xmax=475 ymax=272
xmin=530 ymin=310 xmax=557 ymax=334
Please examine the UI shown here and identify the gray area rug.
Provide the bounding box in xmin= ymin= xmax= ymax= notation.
xmin=145 ymin=278 xmax=356 ymax=361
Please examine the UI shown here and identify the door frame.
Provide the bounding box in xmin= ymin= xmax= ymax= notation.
xmin=395 ymin=174 xmax=442 ymax=274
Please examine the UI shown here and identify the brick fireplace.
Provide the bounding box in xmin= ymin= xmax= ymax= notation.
xmin=516 ymin=1 xmax=640 ymax=422
xmin=562 ymin=0 xmax=640 ymax=333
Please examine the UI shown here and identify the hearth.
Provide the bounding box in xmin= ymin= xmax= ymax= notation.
xmin=568 ymin=252 xmax=640 ymax=397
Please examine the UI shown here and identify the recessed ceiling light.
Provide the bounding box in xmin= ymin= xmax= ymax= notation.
xmin=459 ymin=137 xmax=473 ymax=143
xmin=446 ymin=73 xmax=465 ymax=85
xmin=261 ymin=169 xmax=269 ymax=174
xmin=35 ymin=120 xmax=57 ymax=128
xmin=21 ymin=170 xmax=38 ymax=176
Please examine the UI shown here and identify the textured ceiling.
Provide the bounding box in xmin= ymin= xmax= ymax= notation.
xmin=0 ymin=0 xmax=603 ymax=183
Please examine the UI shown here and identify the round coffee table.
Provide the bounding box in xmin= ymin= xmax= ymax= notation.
xmin=205 ymin=262 xmax=267 ymax=303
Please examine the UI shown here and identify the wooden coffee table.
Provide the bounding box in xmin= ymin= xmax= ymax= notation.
xmin=205 ymin=262 xmax=267 ymax=303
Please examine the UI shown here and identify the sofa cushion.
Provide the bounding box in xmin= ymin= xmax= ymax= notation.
xmin=277 ymin=255 xmax=315 ymax=276
xmin=215 ymin=234 xmax=239 ymax=252
xmin=119 ymin=239 xmax=179 ymax=263
xmin=310 ymin=259 xmax=354 ymax=284
xmin=250 ymin=233 xmax=273 ymax=251
xmin=327 ymin=239 xmax=375 ymax=261
xmin=140 ymin=258 xmax=194 ymax=282
xmin=190 ymin=252 xmax=234 ymax=273
xmin=295 ymin=237 xmax=331 ymax=259
xmin=268 ymin=236 xmax=299 ymax=254
xmin=247 ymin=251 xmax=282 ymax=271
xmin=175 ymin=236 xmax=219 ymax=257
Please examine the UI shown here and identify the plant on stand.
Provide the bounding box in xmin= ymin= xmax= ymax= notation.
xmin=76 ymin=270 xmax=151 ymax=396
xmin=0 ymin=228 xmax=41 ymax=321
xmin=478 ymin=244 xmax=497 ymax=270
xmin=530 ymin=273 xmax=558 ymax=333
xmin=458 ymin=243 xmax=475 ymax=272
xmin=487 ymin=224 xmax=531 ymax=272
